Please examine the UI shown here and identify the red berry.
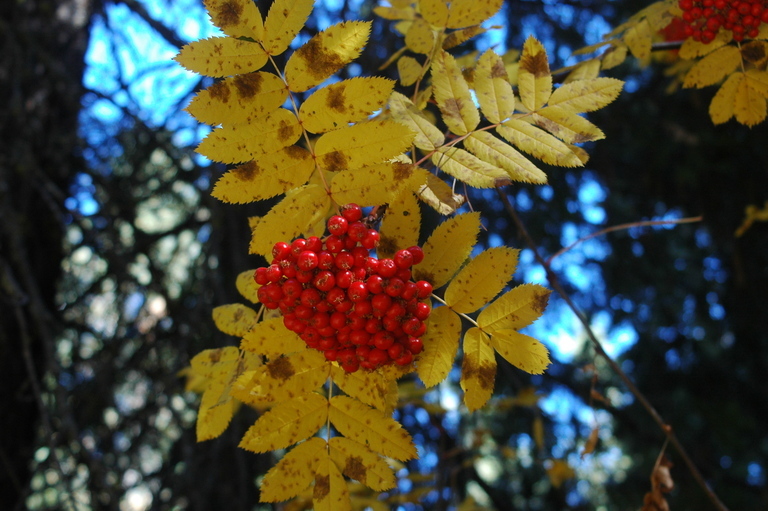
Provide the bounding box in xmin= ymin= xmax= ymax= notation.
xmin=335 ymin=270 xmax=353 ymax=289
xmin=414 ymin=302 xmax=431 ymax=321
xmin=361 ymin=229 xmax=380 ymax=249
xmin=335 ymin=251 xmax=355 ymax=270
xmin=272 ymin=241 xmax=291 ymax=261
xmin=347 ymin=222 xmax=367 ymax=241
xmin=394 ymin=352 xmax=413 ymax=366
xmin=318 ymin=251 xmax=335 ymax=270
xmin=371 ymin=293 xmax=392 ymax=311
xmin=415 ymin=280 xmax=433 ymax=298
xmin=324 ymin=349 xmax=339 ymax=361
xmin=407 ymin=337 xmax=423 ymax=354
xmin=393 ymin=249 xmax=414 ymax=269
xmin=330 ymin=311 xmax=347 ymax=329
xmin=354 ymin=299 xmax=373 ymax=316
xmin=327 ymin=215 xmax=349 ymax=236
xmin=368 ymin=348 xmax=389 ymax=366
xmin=406 ymin=246 xmax=424 ymax=265
xmin=297 ymin=250 xmax=319 ymax=271
xmin=325 ymin=235 xmax=345 ymax=254
xmin=341 ymin=203 xmax=363 ymax=222
xmin=313 ymin=271 xmax=336 ymax=292
xmin=254 ymin=267 xmax=268 ymax=285
xmin=367 ymin=275 xmax=384 ymax=295
xmin=378 ymin=259 xmax=398 ymax=278
xmin=348 ymin=281 xmax=369 ymax=302
xmin=291 ymin=238 xmax=307 ymax=257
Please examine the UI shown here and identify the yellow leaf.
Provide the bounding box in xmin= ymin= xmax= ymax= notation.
xmin=417 ymin=306 xmax=461 ymax=387
xmin=432 ymin=146 xmax=510 ymax=188
xmin=531 ymin=106 xmax=604 ymax=144
xmin=474 ymin=50 xmax=516 ymax=124
xmin=497 ymin=120 xmax=582 ymax=167
xmin=735 ymin=72 xmax=767 ymax=126
xmin=239 ymin=393 xmax=328 ymax=453
xmin=446 ymin=0 xmax=503 ymax=29
xmin=260 ymin=437 xmax=326 ymax=502
xmin=313 ymin=455 xmax=352 ymax=511
xmin=600 ymin=44 xmax=628 ymax=70
xmin=432 ymin=51 xmax=480 ymax=135
xmin=204 ymin=0 xmax=264 ymax=40
xmin=185 ymin=72 xmax=287 ymax=126
xmin=315 ymin=120 xmax=415 ymax=172
xmin=378 ymin=189 xmax=422 ymax=258
xmin=565 ymin=59 xmax=601 ymax=82
xmin=464 ymin=131 xmax=547 ymax=184
xmin=709 ymin=72 xmax=741 ymax=125
xmin=197 ymin=108 xmax=301 ymax=164
xmin=331 ymin=162 xmax=418 ymax=207
xmin=624 ymin=19 xmax=652 ymax=61
xmin=548 ymin=77 xmax=623 ymax=113
xmin=190 ymin=346 xmax=241 ymax=379
xmin=679 ymin=29 xmax=731 ymax=59
xmin=416 ymin=172 xmax=466 ymax=214
xmin=477 ymin=284 xmax=551 ymax=333
xmin=741 ymin=41 xmax=768 ymax=68
xmin=682 ymin=45 xmax=741 ymax=89
xmin=398 ymin=55 xmax=424 ymax=86
xmin=419 ymin=0 xmax=449 ymax=27
xmin=262 ymin=0 xmax=315 ymax=55
xmin=241 ymin=316 xmax=307 ymax=358
xmin=175 ymin=37 xmax=267 ymax=78
xmin=389 ymin=92 xmax=445 ymax=151
xmin=490 ymin=329 xmax=550 ymax=375
xmin=331 ymin=365 xmax=398 ymax=412
xmin=299 ymin=77 xmax=395 ymax=134
xmin=413 ymin=212 xmax=481 ymax=288
xmin=746 ymin=69 xmax=768 ymax=97
xmin=213 ymin=303 xmax=259 ymax=336
xmin=442 ymin=26 xmax=486 ymax=50
xmin=329 ymin=437 xmax=396 ymax=491
xmin=249 ymin=185 xmax=331 ymax=256
xmin=405 ymin=17 xmax=436 ymax=54
xmin=518 ymin=36 xmax=552 ymax=111
xmin=374 ymin=4 xmax=415 ymax=20
xmin=197 ymin=384 xmax=237 ymax=441
xmin=236 ymin=269 xmax=261 ymax=304
xmin=212 ymin=147 xmax=314 ymax=203
xmin=460 ymin=327 xmax=496 ymax=411
xmin=444 ymin=247 xmax=519 ymax=313
xmin=285 ymin=21 xmax=371 ymax=93
xmin=329 ymin=395 xmax=418 ymax=461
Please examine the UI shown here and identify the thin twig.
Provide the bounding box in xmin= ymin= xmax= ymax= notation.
xmin=495 ymin=186 xmax=730 ymax=511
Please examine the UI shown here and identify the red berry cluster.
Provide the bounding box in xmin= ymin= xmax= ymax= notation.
xmin=678 ymin=0 xmax=768 ymax=42
xmin=253 ymin=203 xmax=433 ymax=373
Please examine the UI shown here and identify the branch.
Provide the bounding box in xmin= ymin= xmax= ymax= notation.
xmin=495 ymin=185 xmax=730 ymax=511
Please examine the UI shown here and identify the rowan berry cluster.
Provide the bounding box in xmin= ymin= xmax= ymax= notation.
xmin=678 ymin=0 xmax=768 ymax=42
xmin=254 ymin=203 xmax=432 ymax=373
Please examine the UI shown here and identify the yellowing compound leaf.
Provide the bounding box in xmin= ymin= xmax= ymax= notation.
xmin=460 ymin=327 xmax=496 ymax=411
xmin=565 ymin=59 xmax=601 ymax=82
xmin=190 ymin=346 xmax=241 ymax=379
xmin=420 ymin=0 xmax=449 ymax=27
xmin=446 ymin=0 xmax=503 ymax=29
xmin=683 ymin=45 xmax=741 ymax=89
xmin=331 ymin=163 xmax=418 ymax=207
xmin=414 ymin=212 xmax=481 ymax=287
xmin=398 ymin=55 xmax=423 ymax=86
xmin=239 ymin=393 xmax=328 ymax=452
xmin=624 ymin=19 xmax=652 ymax=60
xmin=262 ymin=0 xmax=314 ymax=55
xmin=313 ymin=455 xmax=352 ymax=511
xmin=742 ymin=41 xmax=768 ymax=68
xmin=464 ymin=131 xmax=547 ymax=184
xmin=531 ymin=106 xmax=605 ymax=144
xmin=432 ymin=146 xmax=510 ymax=188
xmin=315 ymin=120 xmax=415 ymax=171
xmin=416 ymin=172 xmax=466 ymax=214
xmin=601 ymin=44 xmax=628 ymax=70
xmin=213 ymin=303 xmax=259 ymax=336
xmin=490 ymin=329 xmax=550 ymax=375
xmin=300 ymin=77 xmax=394 ymax=134
xmin=417 ymin=306 xmax=461 ymax=387
xmin=331 ymin=365 xmax=398 ymax=412
xmin=240 ymin=316 xmax=306 ymax=358
xmin=709 ymin=72 xmax=741 ymax=124
xmin=443 ymin=26 xmax=487 ymax=50
xmin=378 ymin=190 xmax=422 ymax=258
xmin=389 ymin=92 xmax=445 ymax=150
xmin=198 ymin=383 xmax=237 ymax=441
xmin=186 ymin=72 xmax=287 ymax=126
xmin=735 ymin=72 xmax=767 ymax=126
xmin=475 ymin=50 xmax=516 ymax=124
xmin=260 ymin=437 xmax=326 ymax=502
xmin=432 ymin=51 xmax=480 ymax=135
xmin=249 ymin=185 xmax=331 ymax=256
xmin=679 ymin=29 xmax=731 ymax=59
xmin=548 ymin=77 xmax=623 ymax=113
xmin=328 ymin=437 xmax=396 ymax=491
xmin=444 ymin=247 xmax=519 ymax=313
xmin=329 ymin=395 xmax=417 ymax=461
xmin=197 ymin=108 xmax=301 ymax=164
xmin=374 ymin=4 xmax=415 ymax=20
xmin=518 ymin=37 xmax=552 ymax=111
xmin=204 ymin=0 xmax=264 ymax=40
xmin=405 ymin=17 xmax=436 ymax=54
xmin=746 ymin=69 xmax=768 ymax=97
xmin=477 ymin=284 xmax=551 ymax=333
xmin=212 ymin=147 xmax=314 ymax=203
xmin=497 ymin=120 xmax=582 ymax=167
xmin=236 ymin=269 xmax=261 ymax=304
xmin=175 ymin=37 xmax=267 ymax=77
xmin=285 ymin=21 xmax=371 ymax=92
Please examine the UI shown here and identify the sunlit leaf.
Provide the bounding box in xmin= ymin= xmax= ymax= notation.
xmin=329 ymin=437 xmax=396 ymax=491
xmin=432 ymin=50 xmax=480 ymax=135
xmin=547 ymin=77 xmax=623 ymax=113
xmin=497 ymin=120 xmax=582 ymax=167
xmin=236 ymin=269 xmax=261 ymax=304
xmin=432 ymin=146 xmax=510 ymax=188
xmin=444 ymin=247 xmax=519 ymax=313
xmin=415 ymin=172 xmax=466 ymax=214
xmin=446 ymin=0 xmax=503 ymax=29
xmin=463 ymin=131 xmax=547 ymax=183
xmin=213 ymin=303 xmax=259 ymax=337
xmin=204 ymin=0 xmax=264 ymax=40
xmin=420 ymin=0 xmax=449 ymax=27
xmin=460 ymin=327 xmax=496 ymax=411
xmin=405 ymin=17 xmax=436 ymax=54
xmin=261 ymin=437 xmax=326 ymax=502
xmin=490 ymin=329 xmax=550 ymax=375
xmin=518 ymin=36 xmax=552 ymax=111
xmin=413 ymin=212 xmax=481 ymax=288
xmin=531 ymin=106 xmax=605 ymax=144
xmin=315 ymin=120 xmax=415 ymax=171
xmin=389 ymin=92 xmax=445 ymax=151
xmin=239 ymin=393 xmax=328 ymax=453
xmin=175 ymin=37 xmax=268 ymax=77
xmin=397 ymin=55 xmax=423 ymax=86
xmin=378 ymin=189 xmax=422 ymax=258
xmin=240 ymin=316 xmax=307 ymax=358
xmin=331 ymin=365 xmax=398 ymax=412
xmin=474 ymin=50 xmax=516 ymax=124
xmin=417 ymin=306 xmax=461 ymax=387
xmin=299 ymin=77 xmax=394 ymax=134
xmin=262 ymin=0 xmax=315 ymax=55
xmin=477 ymin=284 xmax=551 ymax=333
xmin=331 ymin=162 xmax=419 ymax=207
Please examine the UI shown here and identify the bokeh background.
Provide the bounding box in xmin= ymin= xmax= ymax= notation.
xmin=2 ymin=0 xmax=767 ymax=509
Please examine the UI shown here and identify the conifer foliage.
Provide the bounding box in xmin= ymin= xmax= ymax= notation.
xmin=175 ymin=0 xmax=624 ymax=506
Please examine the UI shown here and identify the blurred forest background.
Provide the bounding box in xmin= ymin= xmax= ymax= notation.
xmin=2 ymin=0 xmax=767 ymax=509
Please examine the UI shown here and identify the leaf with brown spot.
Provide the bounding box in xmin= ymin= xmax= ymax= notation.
xmin=299 ymin=77 xmax=394 ymax=134
xmin=531 ymin=106 xmax=605 ymax=145
xmin=460 ymin=327 xmax=496 ymax=411
xmin=260 ymin=437 xmax=326 ymax=502
xmin=331 ymin=365 xmax=398 ymax=412
xmin=212 ymin=303 xmax=259 ymax=337
xmin=405 ymin=17 xmax=436 ymax=54
xmin=397 ymin=55 xmax=424 ymax=86
xmin=444 ymin=246 xmax=519 ymax=314
xmin=204 ymin=0 xmax=264 ymax=40
xmin=463 ymin=131 xmax=547 ymax=184
xmin=446 ymin=0 xmax=503 ymax=29
xmin=262 ymin=0 xmax=315 ymax=55
xmin=420 ymin=0 xmax=449 ymax=27
xmin=378 ymin=189 xmax=422 ymax=258
xmin=413 ymin=212 xmax=481 ymax=288
xmin=240 ymin=316 xmax=306 ymax=358
xmin=328 ymin=437 xmax=396 ymax=491
xmin=518 ymin=36 xmax=552 ymax=111
xmin=477 ymin=284 xmax=551 ymax=334
xmin=548 ymin=77 xmax=624 ymax=113
xmin=417 ymin=306 xmax=461 ymax=387
xmin=490 ymin=329 xmax=550 ymax=375
xmin=175 ymin=37 xmax=268 ymax=78
xmin=285 ymin=21 xmax=371 ymax=92
xmin=432 ymin=146 xmax=509 ymax=188
xmin=239 ymin=393 xmax=328 ymax=453
xmin=314 ymin=120 xmax=415 ymax=172
xmin=330 ymin=162 xmax=419 ymax=207
xmin=735 ymin=71 xmax=767 ymax=126
xmin=416 ymin=172 xmax=466 ymax=215
xmin=312 ymin=455 xmax=351 ymax=511
xmin=474 ymin=50 xmax=515 ymax=124
xmin=683 ymin=45 xmax=741 ymax=89
xmin=389 ymin=92 xmax=445 ymax=151
xmin=709 ymin=72 xmax=741 ymax=125
xmin=497 ymin=119 xmax=583 ymax=168
xmin=624 ymin=18 xmax=652 ymax=61
xmin=329 ymin=395 xmax=417 ymax=461
xmin=432 ymin=50 xmax=480 ymax=135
